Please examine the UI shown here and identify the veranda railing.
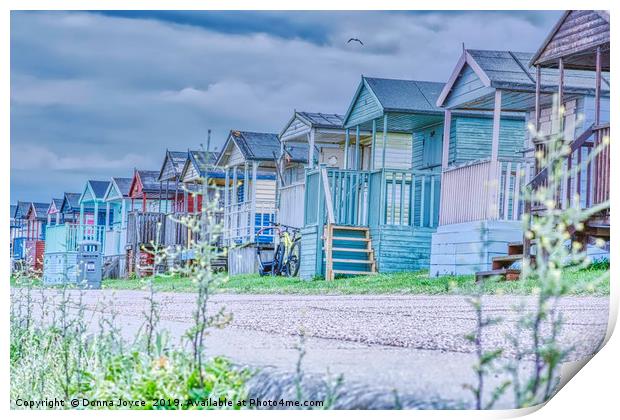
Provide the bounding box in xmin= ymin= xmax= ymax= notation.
xmin=223 ymin=199 xmax=276 ymax=245
xmin=304 ymin=166 xmax=440 ymax=229
xmin=439 ymin=158 xmax=533 ymax=226
xmin=44 ymin=223 xmax=106 ymax=253
xmin=527 ymin=123 xmax=610 ymax=214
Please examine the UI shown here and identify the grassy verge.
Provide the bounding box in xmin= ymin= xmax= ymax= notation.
xmin=95 ymin=265 xmax=609 ymax=296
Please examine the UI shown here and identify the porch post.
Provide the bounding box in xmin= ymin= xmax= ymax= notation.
xmin=224 ymin=167 xmax=230 ymax=245
xmin=232 ymin=165 xmax=239 ymax=242
xmin=441 ymin=110 xmax=452 ymax=170
xmin=243 ymin=162 xmax=249 ymax=203
xmin=488 ymin=90 xmax=502 ymax=219
xmin=535 ymin=65 xmax=541 ymax=131
xmin=534 ymin=65 xmax=543 ymax=172
xmin=158 ymin=181 xmax=162 ymax=213
xmin=558 ymin=57 xmax=564 ymax=122
xmin=165 ymin=180 xmax=169 ymax=213
xmin=595 ymin=46 xmax=602 ymax=125
xmin=79 ymin=203 xmax=84 ymax=225
xmin=250 ymin=161 xmax=258 ymax=243
xmin=55 ymin=212 xmax=60 ymax=225
xmin=355 ymin=124 xmax=361 ymax=170
xmin=280 ymin=137 xmax=285 ymax=186
xmin=174 ymin=181 xmax=179 ymax=213
xmin=121 ymin=199 xmax=127 ymax=229
xmin=47 ymin=213 xmax=51 ymax=225
xmin=105 ymin=202 xmax=110 ymax=231
xmin=371 ymin=119 xmax=377 ymax=170
xmin=382 ymin=114 xmax=388 ymax=169
xmin=308 ymin=128 xmax=316 ymax=169
xmin=94 ymin=201 xmax=99 ymax=228
xmin=344 ymin=128 xmax=350 ymax=170
xmin=491 ymin=90 xmax=502 ymax=162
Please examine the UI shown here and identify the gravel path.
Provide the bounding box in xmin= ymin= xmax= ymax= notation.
xmin=13 ymin=289 xmax=610 ymax=408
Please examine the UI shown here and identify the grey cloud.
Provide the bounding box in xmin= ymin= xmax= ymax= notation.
xmin=11 ymin=10 xmax=560 ymax=202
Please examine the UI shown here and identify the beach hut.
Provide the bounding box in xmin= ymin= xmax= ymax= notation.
xmin=102 ymin=177 xmax=133 ymax=278
xmin=300 ymin=76 xmax=526 ymax=280
xmin=157 ymin=150 xmax=188 ymax=214
xmin=22 ymin=202 xmax=48 ymax=270
xmin=58 ymin=192 xmax=82 ymax=225
xmin=126 ymin=169 xmax=181 ymax=276
xmin=432 ymin=45 xmax=609 ymax=278
xmin=215 ymin=130 xmax=280 ymax=275
xmin=42 ymin=181 xmax=109 ymax=285
xmin=10 ymin=204 xmax=17 ymax=260
xmin=11 ymin=201 xmax=32 ymax=262
xmin=175 ymin=149 xmax=228 ymax=268
xmin=46 ymin=198 xmax=63 ymax=226
xmin=277 ymin=112 xmax=347 ymax=228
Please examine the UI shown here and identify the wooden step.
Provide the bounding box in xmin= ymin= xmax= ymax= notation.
xmin=476 ymin=268 xmax=521 ymax=282
xmin=491 ymin=254 xmax=526 ymax=270
xmin=332 ymin=270 xmax=375 ymax=276
xmin=332 ymin=225 xmax=369 ymax=232
xmin=331 ymin=258 xmax=373 ymax=264
xmin=507 ymin=242 xmax=523 ymax=256
xmin=325 ymin=247 xmax=371 ymax=253
xmin=331 ymin=237 xmax=370 ymax=242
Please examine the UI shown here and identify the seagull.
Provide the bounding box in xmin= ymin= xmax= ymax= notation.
xmin=347 ymin=38 xmax=364 ymax=46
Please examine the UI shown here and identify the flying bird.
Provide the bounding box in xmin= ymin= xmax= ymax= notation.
xmin=347 ymin=38 xmax=364 ymax=46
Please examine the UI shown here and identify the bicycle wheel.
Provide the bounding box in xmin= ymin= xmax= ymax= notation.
xmin=286 ymin=240 xmax=301 ymax=277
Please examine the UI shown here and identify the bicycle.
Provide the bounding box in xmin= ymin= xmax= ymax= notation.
xmin=255 ymin=223 xmax=301 ymax=277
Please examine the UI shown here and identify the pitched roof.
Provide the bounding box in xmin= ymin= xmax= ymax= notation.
xmin=187 ymin=150 xmax=225 ymax=178
xmin=283 ymin=143 xmax=309 ymax=164
xmin=530 ymin=10 xmax=610 ymax=69
xmin=158 ymin=150 xmax=188 ymax=181
xmin=467 ymin=49 xmax=608 ymax=92
xmin=10 ymin=204 xmax=17 ymax=219
xmin=111 ymin=177 xmax=132 ymax=197
xmin=63 ymin=192 xmax=81 ymax=210
xmin=136 ymin=170 xmax=162 ymax=193
xmin=15 ymin=201 xmax=31 ymax=219
xmin=88 ymin=180 xmax=111 ymax=199
xmin=228 ymin=130 xmax=281 ymax=162
xmin=48 ymin=198 xmax=63 ymax=214
xmin=297 ymin=112 xmax=344 ymax=128
xmin=363 ymin=77 xmax=444 ymax=113
xmin=30 ymin=202 xmax=50 ymax=219
xmin=437 ymin=49 xmax=610 ymax=108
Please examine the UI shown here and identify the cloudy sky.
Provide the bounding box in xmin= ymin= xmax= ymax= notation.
xmin=10 ymin=10 xmax=562 ymax=202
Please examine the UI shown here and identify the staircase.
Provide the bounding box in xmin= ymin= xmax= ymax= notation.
xmin=323 ymin=224 xmax=376 ymax=281
xmin=476 ymin=218 xmax=610 ymax=283
xmin=475 ymin=242 xmax=531 ymax=282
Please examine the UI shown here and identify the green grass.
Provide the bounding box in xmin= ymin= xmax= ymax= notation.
xmin=96 ymin=266 xmax=609 ymax=296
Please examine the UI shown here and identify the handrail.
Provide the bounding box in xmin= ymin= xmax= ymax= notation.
xmin=320 ymin=167 xmax=336 ymax=224
xmin=527 ymin=124 xmax=594 ymax=190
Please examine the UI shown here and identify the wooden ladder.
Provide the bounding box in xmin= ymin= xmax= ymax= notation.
xmin=324 ymin=224 xmax=377 ymax=281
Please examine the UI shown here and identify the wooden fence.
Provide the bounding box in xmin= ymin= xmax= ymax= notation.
xmin=278 ymin=182 xmax=305 ymax=228
xmin=126 ymin=212 xmax=166 ymax=248
xmin=439 ymin=158 xmax=532 ymax=225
